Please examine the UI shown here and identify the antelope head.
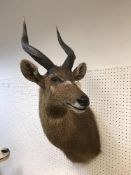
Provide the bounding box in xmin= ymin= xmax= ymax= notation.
xmin=20 ymin=20 xmax=89 ymax=116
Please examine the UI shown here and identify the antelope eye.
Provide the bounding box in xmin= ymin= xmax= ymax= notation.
xmin=51 ymin=76 xmax=63 ymax=83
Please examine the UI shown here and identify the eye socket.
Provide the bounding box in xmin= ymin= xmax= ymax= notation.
xmin=51 ymin=76 xmax=63 ymax=83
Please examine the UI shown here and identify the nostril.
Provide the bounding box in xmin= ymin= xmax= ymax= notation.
xmin=1 ymin=148 xmax=10 ymax=154
xmin=77 ymin=95 xmax=90 ymax=107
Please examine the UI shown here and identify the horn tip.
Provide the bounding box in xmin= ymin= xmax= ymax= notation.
xmin=22 ymin=16 xmax=26 ymax=25
xmin=56 ymin=26 xmax=59 ymax=31
xmin=56 ymin=26 xmax=62 ymax=42
xmin=21 ymin=16 xmax=29 ymax=44
xmin=56 ymin=26 xmax=60 ymax=36
xmin=22 ymin=17 xmax=27 ymax=34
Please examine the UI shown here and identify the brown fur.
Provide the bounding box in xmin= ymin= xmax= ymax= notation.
xmin=20 ymin=59 xmax=101 ymax=163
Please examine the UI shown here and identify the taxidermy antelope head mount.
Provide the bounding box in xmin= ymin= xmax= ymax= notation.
xmin=20 ymin=20 xmax=100 ymax=163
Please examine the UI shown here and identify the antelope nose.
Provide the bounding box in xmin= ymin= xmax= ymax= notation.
xmin=1 ymin=148 xmax=10 ymax=154
xmin=77 ymin=95 xmax=90 ymax=107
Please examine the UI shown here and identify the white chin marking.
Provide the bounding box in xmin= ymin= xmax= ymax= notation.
xmin=73 ymin=102 xmax=85 ymax=109
xmin=68 ymin=102 xmax=86 ymax=114
xmin=64 ymin=81 xmax=72 ymax=85
xmin=69 ymin=106 xmax=86 ymax=114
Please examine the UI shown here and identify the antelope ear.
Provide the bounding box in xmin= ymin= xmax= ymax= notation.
xmin=73 ymin=63 xmax=87 ymax=81
xmin=20 ymin=59 xmax=41 ymax=83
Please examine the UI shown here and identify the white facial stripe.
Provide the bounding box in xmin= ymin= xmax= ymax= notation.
xmin=64 ymin=81 xmax=72 ymax=85
xmin=50 ymin=86 xmax=55 ymax=93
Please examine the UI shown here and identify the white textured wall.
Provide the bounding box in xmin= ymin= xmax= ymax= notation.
xmin=0 ymin=66 xmax=130 ymax=175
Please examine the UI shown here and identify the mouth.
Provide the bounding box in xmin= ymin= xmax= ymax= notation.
xmin=67 ymin=103 xmax=86 ymax=113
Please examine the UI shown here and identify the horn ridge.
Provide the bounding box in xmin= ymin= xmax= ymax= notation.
xmin=56 ymin=27 xmax=76 ymax=70
xmin=21 ymin=19 xmax=55 ymax=70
